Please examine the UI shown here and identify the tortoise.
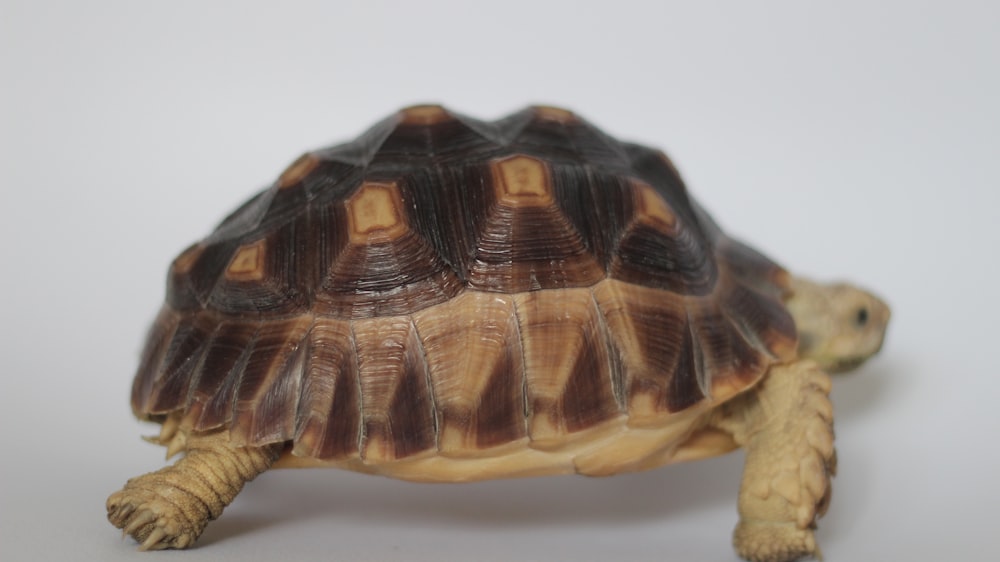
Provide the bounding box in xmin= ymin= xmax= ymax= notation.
xmin=107 ymin=104 xmax=890 ymax=562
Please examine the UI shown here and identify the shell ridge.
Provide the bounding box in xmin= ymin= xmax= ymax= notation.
xmin=180 ymin=322 xmax=224 ymax=414
xmin=407 ymin=315 xmax=441 ymax=453
xmin=449 ymin=110 xmax=505 ymax=146
xmin=685 ymin=306 xmax=712 ymax=401
xmin=347 ymin=319 xmax=366 ymax=460
xmin=509 ymin=295 xmax=532 ymax=435
xmin=589 ymin=286 xmax=626 ymax=413
xmin=330 ymin=112 xmax=403 ymax=167
xmin=493 ymin=108 xmax=535 ymax=146
xmin=245 ymin=316 xmax=315 ymax=444
xmin=207 ymin=188 xmax=276 ymax=243
xmin=147 ymin=316 xmax=216 ymax=413
xmin=194 ymin=320 xmax=262 ymax=430
xmin=718 ymin=286 xmax=777 ymax=361
xmin=292 ymin=317 xmax=362 ymax=459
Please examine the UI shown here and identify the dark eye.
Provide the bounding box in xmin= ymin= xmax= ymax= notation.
xmin=855 ymin=307 xmax=869 ymax=327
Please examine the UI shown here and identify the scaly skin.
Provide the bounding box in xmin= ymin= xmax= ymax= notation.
xmin=785 ymin=278 xmax=890 ymax=373
xmin=717 ymin=361 xmax=835 ymax=562
xmin=107 ymin=431 xmax=281 ymax=550
xmin=712 ymin=277 xmax=889 ymax=562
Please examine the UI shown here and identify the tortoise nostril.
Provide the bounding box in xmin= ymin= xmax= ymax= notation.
xmin=855 ymin=307 xmax=869 ymax=327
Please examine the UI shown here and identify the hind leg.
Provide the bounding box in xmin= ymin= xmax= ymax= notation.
xmin=715 ymin=360 xmax=836 ymax=562
xmin=107 ymin=429 xmax=281 ymax=550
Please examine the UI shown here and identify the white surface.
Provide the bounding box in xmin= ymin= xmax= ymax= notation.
xmin=2 ymin=1 xmax=998 ymax=561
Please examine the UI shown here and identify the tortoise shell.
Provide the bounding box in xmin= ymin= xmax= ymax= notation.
xmin=131 ymin=105 xmax=797 ymax=468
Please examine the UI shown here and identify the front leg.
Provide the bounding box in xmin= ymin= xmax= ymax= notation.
xmin=715 ymin=360 xmax=836 ymax=562
xmin=107 ymin=430 xmax=282 ymax=550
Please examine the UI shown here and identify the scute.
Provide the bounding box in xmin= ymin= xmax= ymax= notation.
xmin=133 ymin=105 xmax=797 ymax=464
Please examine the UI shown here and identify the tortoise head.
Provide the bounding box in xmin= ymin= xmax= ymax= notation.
xmin=786 ymin=277 xmax=891 ymax=373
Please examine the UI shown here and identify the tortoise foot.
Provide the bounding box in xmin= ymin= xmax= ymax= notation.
xmin=107 ymin=434 xmax=281 ymax=550
xmin=106 ymin=478 xmax=203 ymax=550
xmin=733 ymin=521 xmax=819 ymax=562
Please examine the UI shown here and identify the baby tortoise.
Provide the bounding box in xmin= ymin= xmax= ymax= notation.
xmin=107 ymin=105 xmax=889 ymax=562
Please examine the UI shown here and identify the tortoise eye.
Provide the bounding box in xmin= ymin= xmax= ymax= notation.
xmin=855 ymin=307 xmax=869 ymax=327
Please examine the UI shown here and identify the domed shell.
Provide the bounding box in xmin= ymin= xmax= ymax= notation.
xmin=131 ymin=105 xmax=797 ymax=463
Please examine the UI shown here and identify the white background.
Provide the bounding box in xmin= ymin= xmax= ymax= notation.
xmin=2 ymin=1 xmax=998 ymax=561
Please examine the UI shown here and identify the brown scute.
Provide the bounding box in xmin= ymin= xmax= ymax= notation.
xmin=717 ymin=238 xmax=791 ymax=297
xmin=608 ymin=179 xmax=717 ymax=295
xmin=687 ymin=299 xmax=769 ymax=400
xmin=592 ymin=281 xmax=696 ymax=419
xmin=144 ymin=313 xmax=216 ymax=414
xmin=293 ymin=319 xmax=360 ymax=459
xmin=353 ymin=317 xmax=437 ymax=462
xmin=622 ymin=143 xmax=701 ymax=229
xmin=131 ymin=307 xmax=181 ymax=416
xmin=230 ymin=317 xmax=313 ymax=445
xmin=166 ymin=238 xmax=240 ymax=310
xmin=721 ymin=282 xmax=798 ymax=362
xmin=314 ymin=190 xmax=464 ymax=317
xmin=465 ymin=157 xmax=605 ymax=292
xmin=412 ymin=291 xmax=526 ymax=452
xmin=187 ymin=320 xmax=260 ymax=430
xmin=134 ymin=105 xmax=802 ymax=461
xmin=306 ymin=179 xmax=465 ymax=318
xmin=515 ymin=289 xmax=621 ymax=442
xmin=207 ymin=215 xmax=310 ymax=314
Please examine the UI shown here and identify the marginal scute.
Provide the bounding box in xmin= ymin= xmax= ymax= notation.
xmin=186 ymin=319 xmax=260 ymax=431
xmin=293 ymin=318 xmax=361 ymax=459
xmin=144 ymin=313 xmax=217 ymax=415
xmin=592 ymin=280 xmax=701 ymax=421
xmin=353 ymin=317 xmax=437 ymax=462
xmin=515 ymin=288 xmax=621 ymax=444
xmin=230 ymin=316 xmax=313 ymax=445
xmin=412 ymin=291 xmax=527 ymax=453
xmin=131 ymin=307 xmax=182 ymax=416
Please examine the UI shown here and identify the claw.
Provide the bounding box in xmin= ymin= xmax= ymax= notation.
xmin=124 ymin=510 xmax=157 ymax=536
xmin=106 ymin=492 xmax=122 ymax=513
xmin=116 ymin=503 xmax=136 ymax=522
xmin=139 ymin=527 xmax=168 ymax=551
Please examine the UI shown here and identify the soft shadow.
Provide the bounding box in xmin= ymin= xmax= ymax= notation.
xmin=197 ymin=514 xmax=282 ymax=548
xmin=203 ymin=451 xmax=746 ymax=540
